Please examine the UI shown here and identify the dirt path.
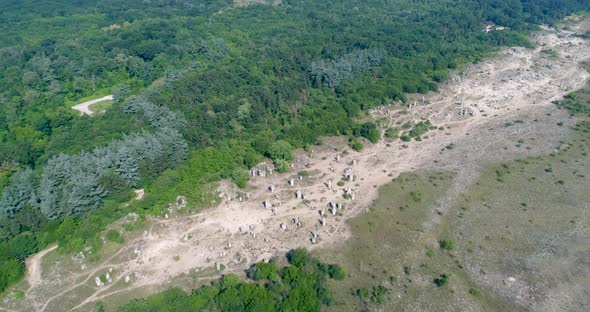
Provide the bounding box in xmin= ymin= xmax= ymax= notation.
xmin=4 ymin=24 xmax=589 ymax=312
xmin=25 ymin=245 xmax=58 ymax=291
xmin=71 ymin=95 xmax=113 ymax=115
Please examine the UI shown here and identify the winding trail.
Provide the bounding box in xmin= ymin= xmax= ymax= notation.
xmin=71 ymin=95 xmax=113 ymax=115
xmin=25 ymin=244 xmax=58 ymax=292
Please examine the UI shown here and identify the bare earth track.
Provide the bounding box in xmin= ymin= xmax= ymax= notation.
xmin=3 ymin=24 xmax=589 ymax=311
xmin=71 ymin=95 xmax=113 ymax=116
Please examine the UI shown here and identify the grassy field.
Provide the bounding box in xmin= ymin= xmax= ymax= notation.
xmin=318 ymin=118 xmax=590 ymax=311
xmin=88 ymin=100 xmax=113 ymax=114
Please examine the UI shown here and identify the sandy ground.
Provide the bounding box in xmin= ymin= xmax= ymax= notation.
xmin=71 ymin=95 xmax=113 ymax=116
xmin=4 ymin=24 xmax=589 ymax=312
xmin=24 ymin=245 xmax=58 ymax=291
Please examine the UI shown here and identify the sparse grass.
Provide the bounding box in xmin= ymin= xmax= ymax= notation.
xmin=88 ymin=100 xmax=113 ymax=113
xmin=541 ymin=48 xmax=558 ymax=58
xmin=106 ymin=230 xmax=124 ymax=244
xmin=317 ymin=172 xmax=482 ymax=311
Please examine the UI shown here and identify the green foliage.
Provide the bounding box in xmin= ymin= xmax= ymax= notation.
xmin=358 ymin=122 xmax=380 ymax=143
xmin=408 ymin=120 xmax=433 ymax=140
xmin=434 ymin=274 xmax=449 ymax=287
xmin=553 ymin=87 xmax=590 ymax=116
xmin=230 ymin=169 xmax=249 ymax=189
xmin=440 ymin=240 xmax=456 ymax=250
xmin=370 ymin=285 xmax=389 ymax=304
xmin=246 ymin=261 xmax=279 ymax=281
xmin=106 ymin=230 xmax=124 ymax=244
xmin=409 ymin=191 xmax=423 ymax=203
xmin=0 ymin=259 xmax=24 ymax=293
xmin=349 ymin=138 xmax=364 ymax=152
xmin=384 ymin=127 xmax=400 ymax=139
xmin=117 ymin=249 xmax=343 ymax=311
xmin=469 ymin=288 xmax=481 ymax=296
xmin=268 ymin=140 xmax=294 ymax=162
xmin=328 ymin=264 xmax=346 ymax=280
xmin=0 ymin=0 xmax=586 ymax=295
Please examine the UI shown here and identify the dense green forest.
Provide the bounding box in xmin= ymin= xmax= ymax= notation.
xmin=0 ymin=0 xmax=588 ymax=295
xmin=115 ymin=249 xmax=345 ymax=311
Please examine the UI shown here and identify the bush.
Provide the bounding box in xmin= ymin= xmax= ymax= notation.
xmin=267 ymin=140 xmax=293 ymax=162
xmin=246 ymin=261 xmax=279 ymax=281
xmin=328 ymin=264 xmax=346 ymax=280
xmin=384 ymin=127 xmax=399 ymax=139
xmin=370 ymin=285 xmax=388 ymax=304
xmin=106 ymin=230 xmax=124 ymax=243
xmin=359 ymin=122 xmax=380 ymax=143
xmin=439 ymin=240 xmax=455 ymax=250
xmin=230 ymin=169 xmax=249 ymax=188
xmin=274 ymin=159 xmax=290 ymax=173
xmin=286 ymin=248 xmax=312 ymax=268
xmin=434 ymin=274 xmax=449 ymax=287
xmin=349 ymin=138 xmax=364 ymax=151
xmin=409 ymin=191 xmax=422 ymax=203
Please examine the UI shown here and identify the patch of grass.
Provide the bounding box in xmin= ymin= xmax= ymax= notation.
xmin=553 ymin=86 xmax=590 ymax=116
xmin=105 ymin=230 xmax=124 ymax=243
xmin=317 ymin=172 xmax=470 ymax=311
xmin=88 ymin=100 xmax=113 ymax=113
xmin=349 ymin=138 xmax=364 ymax=151
xmin=409 ymin=120 xmax=432 ymax=140
xmin=385 ymin=127 xmax=400 ymax=140
xmin=469 ymin=288 xmax=481 ymax=296
xmin=540 ymin=48 xmax=558 ymax=58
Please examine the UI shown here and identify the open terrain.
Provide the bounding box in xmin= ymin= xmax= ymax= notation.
xmin=2 ymin=21 xmax=589 ymax=312
xmin=71 ymin=95 xmax=114 ymax=116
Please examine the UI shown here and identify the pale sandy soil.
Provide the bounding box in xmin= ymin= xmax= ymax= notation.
xmin=24 ymin=245 xmax=58 ymax=293
xmin=4 ymin=24 xmax=589 ymax=312
xmin=71 ymin=95 xmax=113 ymax=116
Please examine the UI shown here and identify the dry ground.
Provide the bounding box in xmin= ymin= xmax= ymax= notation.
xmin=2 ymin=22 xmax=589 ymax=312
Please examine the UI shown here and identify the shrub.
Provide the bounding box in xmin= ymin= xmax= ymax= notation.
xmin=230 ymin=169 xmax=249 ymax=188
xmin=274 ymin=159 xmax=290 ymax=173
xmin=286 ymin=248 xmax=312 ymax=268
xmin=439 ymin=240 xmax=455 ymax=250
xmin=384 ymin=127 xmax=399 ymax=139
xmin=328 ymin=264 xmax=346 ymax=280
xmin=359 ymin=122 xmax=380 ymax=143
xmin=370 ymin=285 xmax=388 ymax=304
xmin=409 ymin=191 xmax=422 ymax=202
xmin=349 ymin=138 xmax=364 ymax=151
xmin=434 ymin=274 xmax=449 ymax=287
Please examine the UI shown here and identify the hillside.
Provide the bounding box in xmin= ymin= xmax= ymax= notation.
xmin=0 ymin=1 xmax=589 ymax=311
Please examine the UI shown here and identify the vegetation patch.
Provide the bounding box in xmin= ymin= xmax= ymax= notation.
xmin=116 ymin=249 xmax=344 ymax=311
